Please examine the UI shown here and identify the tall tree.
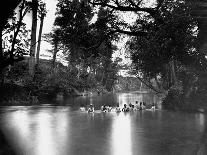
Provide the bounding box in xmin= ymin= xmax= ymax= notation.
xmin=0 ymin=0 xmax=31 ymax=84
xmin=10 ymin=0 xmax=30 ymax=64
xmin=43 ymin=28 xmax=62 ymax=70
xmin=36 ymin=1 xmax=47 ymax=65
xmin=29 ymin=0 xmax=38 ymax=76
xmin=54 ymin=0 xmax=94 ymax=63
xmin=0 ymin=0 xmax=20 ymax=83
xmin=126 ymin=1 xmax=200 ymax=88
xmin=54 ymin=0 xmax=121 ymax=90
xmin=89 ymin=0 xmax=207 ymax=93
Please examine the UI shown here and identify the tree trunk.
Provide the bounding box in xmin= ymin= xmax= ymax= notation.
xmin=170 ymin=60 xmax=178 ymax=86
xmin=0 ymin=28 xmax=4 ymax=85
xmin=10 ymin=3 xmax=25 ymax=65
xmin=140 ymin=82 xmax=142 ymax=91
xmin=29 ymin=0 xmax=38 ymax=76
xmin=36 ymin=15 xmax=44 ymax=65
xmin=0 ymin=27 xmax=3 ymax=66
xmin=52 ymin=41 xmax=58 ymax=69
xmin=100 ymin=70 xmax=105 ymax=84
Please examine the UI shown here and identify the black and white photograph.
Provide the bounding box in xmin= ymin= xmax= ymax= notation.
xmin=0 ymin=0 xmax=207 ymax=154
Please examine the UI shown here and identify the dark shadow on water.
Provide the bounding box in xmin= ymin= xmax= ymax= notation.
xmin=0 ymin=128 xmax=17 ymax=155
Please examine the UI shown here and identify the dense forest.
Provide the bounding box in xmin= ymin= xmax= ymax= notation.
xmin=1 ymin=0 xmax=207 ymax=110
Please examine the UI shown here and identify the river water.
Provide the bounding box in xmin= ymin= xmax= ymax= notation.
xmin=0 ymin=92 xmax=207 ymax=155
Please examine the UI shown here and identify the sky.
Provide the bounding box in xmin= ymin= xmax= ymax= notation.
xmin=24 ymin=0 xmax=62 ymax=62
xmin=21 ymin=0 xmax=138 ymax=67
xmin=10 ymin=0 xmax=157 ymax=67
xmin=25 ymin=0 xmax=133 ymax=65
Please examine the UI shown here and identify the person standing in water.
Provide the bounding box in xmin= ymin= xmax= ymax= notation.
xmin=122 ymin=104 xmax=129 ymax=112
xmin=115 ymin=104 xmax=121 ymax=112
xmin=101 ymin=105 xmax=107 ymax=112
xmin=80 ymin=104 xmax=86 ymax=111
xmin=88 ymin=103 xmax=94 ymax=113
xmin=135 ymin=101 xmax=139 ymax=110
xmin=151 ymin=103 xmax=156 ymax=110
xmin=139 ymin=102 xmax=143 ymax=110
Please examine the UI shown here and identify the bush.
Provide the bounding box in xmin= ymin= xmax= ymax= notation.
xmin=162 ymin=86 xmax=184 ymax=110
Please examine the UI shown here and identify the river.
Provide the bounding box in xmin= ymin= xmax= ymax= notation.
xmin=0 ymin=92 xmax=206 ymax=155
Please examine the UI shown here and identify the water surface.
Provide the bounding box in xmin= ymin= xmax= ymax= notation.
xmin=0 ymin=92 xmax=206 ymax=155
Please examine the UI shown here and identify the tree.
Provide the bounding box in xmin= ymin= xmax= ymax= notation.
xmin=89 ymin=0 xmax=207 ymax=92
xmin=36 ymin=1 xmax=47 ymax=65
xmin=0 ymin=0 xmax=31 ymax=84
xmin=54 ymin=0 xmax=94 ymax=63
xmin=126 ymin=1 xmax=204 ymax=90
xmin=29 ymin=0 xmax=38 ymax=76
xmin=9 ymin=1 xmax=26 ymax=63
xmin=51 ymin=0 xmax=120 ymax=91
xmin=43 ymin=28 xmax=62 ymax=70
xmin=0 ymin=0 xmax=22 ymax=62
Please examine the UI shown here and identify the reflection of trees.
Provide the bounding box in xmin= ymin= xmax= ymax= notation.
xmin=194 ymin=114 xmax=207 ymax=154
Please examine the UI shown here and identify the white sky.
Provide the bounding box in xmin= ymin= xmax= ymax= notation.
xmin=8 ymin=0 xmax=157 ymax=67
xmin=23 ymin=0 xmax=133 ymax=65
xmin=23 ymin=0 xmax=156 ymax=66
xmin=24 ymin=0 xmax=60 ymax=61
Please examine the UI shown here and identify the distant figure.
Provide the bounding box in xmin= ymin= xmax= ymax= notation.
xmin=80 ymin=104 xmax=86 ymax=111
xmin=107 ymin=105 xmax=112 ymax=112
xmin=139 ymin=102 xmax=143 ymax=110
xmin=88 ymin=103 xmax=94 ymax=113
xmin=122 ymin=104 xmax=129 ymax=112
xmin=140 ymin=102 xmax=146 ymax=110
xmin=129 ymin=103 xmax=134 ymax=111
xmin=131 ymin=104 xmax=135 ymax=110
xmin=151 ymin=103 xmax=156 ymax=110
xmin=101 ymin=105 xmax=107 ymax=112
xmin=135 ymin=101 xmax=139 ymax=110
xmin=115 ymin=104 xmax=121 ymax=113
xmin=142 ymin=102 xmax=146 ymax=110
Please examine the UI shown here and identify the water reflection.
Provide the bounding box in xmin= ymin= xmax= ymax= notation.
xmin=0 ymin=93 xmax=206 ymax=155
xmin=35 ymin=113 xmax=54 ymax=155
xmin=1 ymin=107 xmax=72 ymax=155
xmin=195 ymin=113 xmax=205 ymax=132
xmin=111 ymin=113 xmax=132 ymax=155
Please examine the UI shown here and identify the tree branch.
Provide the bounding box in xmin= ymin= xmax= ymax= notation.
xmin=156 ymin=0 xmax=165 ymax=10
xmin=127 ymin=0 xmax=139 ymax=8
xmin=111 ymin=28 xmax=147 ymax=36
xmin=89 ymin=0 xmax=157 ymax=15
xmin=135 ymin=75 xmax=163 ymax=93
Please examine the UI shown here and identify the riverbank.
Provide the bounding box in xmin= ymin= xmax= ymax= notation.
xmin=162 ymin=87 xmax=207 ymax=113
xmin=2 ymin=82 xmax=207 ymax=115
xmin=0 ymin=82 xmax=110 ymax=105
xmin=0 ymin=83 xmax=38 ymax=105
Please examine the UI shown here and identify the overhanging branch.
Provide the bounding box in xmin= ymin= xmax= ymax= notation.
xmin=135 ymin=75 xmax=163 ymax=93
xmin=111 ymin=29 xmax=147 ymax=36
xmin=89 ymin=0 xmax=157 ymax=15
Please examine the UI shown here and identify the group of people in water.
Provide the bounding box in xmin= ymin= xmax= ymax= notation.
xmin=80 ymin=101 xmax=156 ymax=113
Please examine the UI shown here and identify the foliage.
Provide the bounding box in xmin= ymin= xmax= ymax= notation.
xmin=1 ymin=0 xmax=31 ymax=71
xmin=54 ymin=0 xmax=94 ymax=62
xmin=126 ymin=1 xmax=200 ymax=78
xmin=88 ymin=0 xmax=207 ymax=110
xmin=52 ymin=0 xmax=120 ymax=91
